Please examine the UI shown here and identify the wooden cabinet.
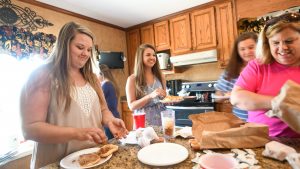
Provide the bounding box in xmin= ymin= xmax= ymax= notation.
xmin=140 ymin=25 xmax=155 ymax=46
xmin=154 ymin=21 xmax=170 ymax=51
xmin=169 ymin=14 xmax=192 ymax=55
xmin=127 ymin=29 xmax=140 ymax=74
xmin=121 ymin=101 xmax=133 ymax=131
xmin=190 ymin=7 xmax=217 ymax=50
xmin=215 ymin=2 xmax=236 ymax=68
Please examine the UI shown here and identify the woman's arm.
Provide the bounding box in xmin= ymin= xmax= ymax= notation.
xmin=98 ymin=85 xmax=127 ymax=139
xmin=125 ymin=75 xmax=152 ymax=110
xmin=20 ymin=68 xmax=105 ymax=144
xmin=230 ymin=85 xmax=273 ymax=111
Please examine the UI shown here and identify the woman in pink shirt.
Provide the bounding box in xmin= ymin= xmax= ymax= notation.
xmin=231 ymin=12 xmax=300 ymax=137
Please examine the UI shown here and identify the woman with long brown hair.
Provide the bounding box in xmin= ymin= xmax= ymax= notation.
xmin=99 ymin=64 xmax=121 ymax=139
xmin=126 ymin=43 xmax=166 ymax=126
xmin=20 ymin=22 xmax=127 ymax=168
xmin=215 ymin=32 xmax=258 ymax=121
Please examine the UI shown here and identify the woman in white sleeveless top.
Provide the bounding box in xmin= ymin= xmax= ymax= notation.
xmin=20 ymin=22 xmax=128 ymax=169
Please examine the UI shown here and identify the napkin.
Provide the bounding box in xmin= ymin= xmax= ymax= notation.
xmin=120 ymin=127 xmax=159 ymax=148
xmin=175 ymin=126 xmax=193 ymax=138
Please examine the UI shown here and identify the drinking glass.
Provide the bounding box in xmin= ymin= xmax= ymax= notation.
xmin=161 ymin=109 xmax=175 ymax=140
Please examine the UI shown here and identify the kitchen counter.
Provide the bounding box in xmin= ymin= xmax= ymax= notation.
xmin=42 ymin=127 xmax=300 ymax=169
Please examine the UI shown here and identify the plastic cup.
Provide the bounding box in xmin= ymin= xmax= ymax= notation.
xmin=133 ymin=113 xmax=146 ymax=129
xmin=161 ymin=109 xmax=175 ymax=140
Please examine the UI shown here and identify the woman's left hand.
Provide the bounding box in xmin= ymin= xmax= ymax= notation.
xmin=107 ymin=118 xmax=128 ymax=139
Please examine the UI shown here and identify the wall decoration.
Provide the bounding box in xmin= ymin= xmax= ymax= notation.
xmin=0 ymin=0 xmax=54 ymax=31
xmin=0 ymin=25 xmax=56 ymax=60
xmin=238 ymin=6 xmax=300 ymax=34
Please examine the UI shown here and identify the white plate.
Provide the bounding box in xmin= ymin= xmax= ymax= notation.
xmin=60 ymin=147 xmax=112 ymax=169
xmin=137 ymin=143 xmax=188 ymax=166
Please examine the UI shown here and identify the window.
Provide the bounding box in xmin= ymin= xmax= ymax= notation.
xmin=0 ymin=54 xmax=44 ymax=155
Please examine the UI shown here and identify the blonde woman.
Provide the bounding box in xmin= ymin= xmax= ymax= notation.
xmin=231 ymin=12 xmax=300 ymax=137
xmin=20 ymin=22 xmax=128 ymax=168
xmin=126 ymin=43 xmax=166 ymax=126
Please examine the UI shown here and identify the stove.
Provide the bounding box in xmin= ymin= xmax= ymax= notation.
xmin=166 ymin=81 xmax=216 ymax=126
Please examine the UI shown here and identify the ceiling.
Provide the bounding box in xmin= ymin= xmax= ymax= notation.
xmin=37 ymin=0 xmax=213 ymax=28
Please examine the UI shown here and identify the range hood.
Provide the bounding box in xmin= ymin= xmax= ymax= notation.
xmin=170 ymin=49 xmax=217 ymax=66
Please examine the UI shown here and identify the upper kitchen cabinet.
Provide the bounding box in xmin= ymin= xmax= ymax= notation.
xmin=190 ymin=7 xmax=217 ymax=50
xmin=140 ymin=25 xmax=155 ymax=46
xmin=127 ymin=29 xmax=140 ymax=74
xmin=215 ymin=2 xmax=236 ymax=68
xmin=169 ymin=14 xmax=192 ymax=55
xmin=154 ymin=21 xmax=171 ymax=51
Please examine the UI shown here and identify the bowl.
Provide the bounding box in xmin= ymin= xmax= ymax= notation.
xmin=199 ymin=153 xmax=238 ymax=169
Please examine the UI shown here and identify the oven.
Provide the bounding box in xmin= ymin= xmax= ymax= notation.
xmin=166 ymin=81 xmax=216 ymax=127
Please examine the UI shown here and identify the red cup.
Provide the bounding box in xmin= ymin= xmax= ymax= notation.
xmin=133 ymin=113 xmax=145 ymax=129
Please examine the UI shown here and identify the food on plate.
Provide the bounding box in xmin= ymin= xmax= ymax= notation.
xmin=189 ymin=139 xmax=201 ymax=150
xmin=78 ymin=153 xmax=101 ymax=167
xmin=97 ymin=144 xmax=119 ymax=158
xmin=262 ymin=141 xmax=296 ymax=161
xmin=161 ymin=95 xmax=183 ymax=102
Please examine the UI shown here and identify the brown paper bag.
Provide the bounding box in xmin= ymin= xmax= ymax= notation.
xmin=189 ymin=112 xmax=269 ymax=149
xmin=266 ymin=80 xmax=300 ymax=133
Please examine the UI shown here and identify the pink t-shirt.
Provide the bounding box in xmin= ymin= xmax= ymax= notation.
xmin=236 ymin=59 xmax=300 ymax=137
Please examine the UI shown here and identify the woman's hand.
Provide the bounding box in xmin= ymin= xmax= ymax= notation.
xmin=149 ymin=88 xmax=166 ymax=99
xmin=107 ymin=118 xmax=128 ymax=139
xmin=75 ymin=128 xmax=107 ymax=144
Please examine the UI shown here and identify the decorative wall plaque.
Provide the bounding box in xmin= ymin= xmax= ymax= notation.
xmin=0 ymin=0 xmax=54 ymax=31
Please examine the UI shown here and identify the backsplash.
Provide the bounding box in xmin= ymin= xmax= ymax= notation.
xmin=165 ymin=62 xmax=223 ymax=82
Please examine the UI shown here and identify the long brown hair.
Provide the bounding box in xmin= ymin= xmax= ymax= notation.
xmin=225 ymin=32 xmax=258 ymax=80
xmin=133 ymin=43 xmax=164 ymax=98
xmin=47 ymin=22 xmax=103 ymax=112
xmin=99 ymin=64 xmax=120 ymax=98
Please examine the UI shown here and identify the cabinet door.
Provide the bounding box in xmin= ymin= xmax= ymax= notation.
xmin=169 ymin=14 xmax=192 ymax=55
xmin=191 ymin=7 xmax=216 ymax=50
xmin=154 ymin=21 xmax=170 ymax=51
xmin=140 ymin=25 xmax=155 ymax=46
xmin=215 ymin=2 xmax=236 ymax=68
xmin=121 ymin=102 xmax=133 ymax=131
xmin=127 ymin=29 xmax=140 ymax=74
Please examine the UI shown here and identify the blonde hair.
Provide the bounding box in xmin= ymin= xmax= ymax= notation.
xmin=47 ymin=22 xmax=103 ymax=112
xmin=259 ymin=13 xmax=300 ymax=64
xmin=133 ymin=43 xmax=164 ymax=98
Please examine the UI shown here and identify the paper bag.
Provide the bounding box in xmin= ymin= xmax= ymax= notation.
xmin=189 ymin=112 xmax=269 ymax=149
xmin=266 ymin=80 xmax=300 ymax=133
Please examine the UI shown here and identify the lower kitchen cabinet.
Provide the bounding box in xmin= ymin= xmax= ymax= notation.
xmin=121 ymin=101 xmax=133 ymax=131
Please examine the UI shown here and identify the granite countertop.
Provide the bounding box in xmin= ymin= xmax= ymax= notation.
xmin=43 ymin=127 xmax=300 ymax=169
